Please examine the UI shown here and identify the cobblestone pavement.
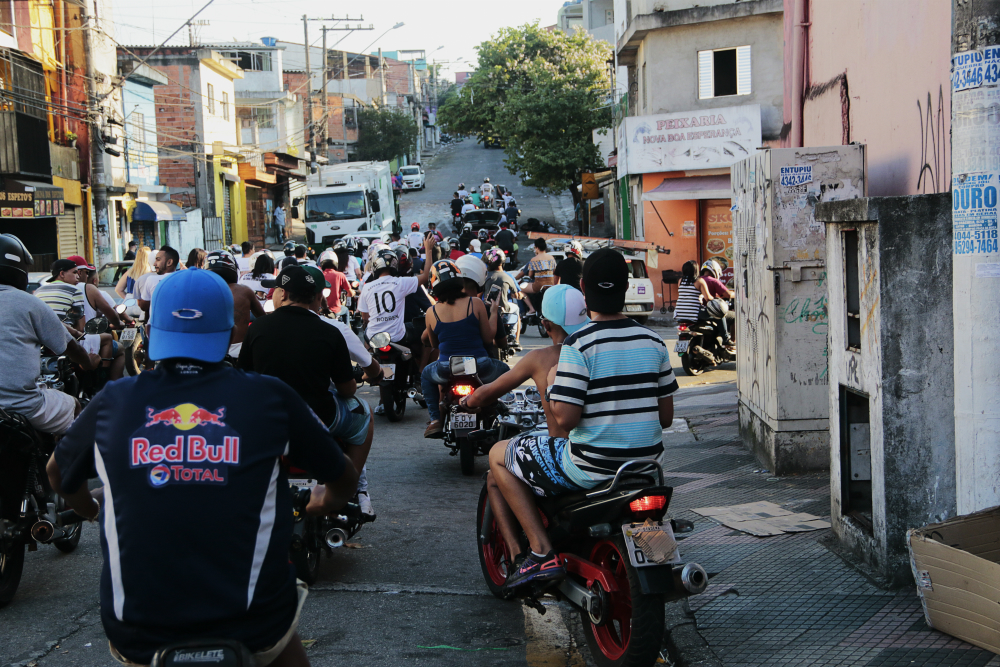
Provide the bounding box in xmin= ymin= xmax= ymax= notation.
xmin=664 ymin=391 xmax=1000 ymax=667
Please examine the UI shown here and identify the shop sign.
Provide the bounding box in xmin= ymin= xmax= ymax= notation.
xmin=620 ymin=104 xmax=762 ymax=175
xmin=0 ymin=181 xmax=65 ymax=219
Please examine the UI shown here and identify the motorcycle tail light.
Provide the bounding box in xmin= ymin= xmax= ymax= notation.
xmin=677 ymin=324 xmax=688 ymax=331
xmin=379 ymin=345 xmax=392 ymax=352
xmin=629 ymin=495 xmax=667 ymax=513
xmin=452 ymin=384 xmax=474 ymax=396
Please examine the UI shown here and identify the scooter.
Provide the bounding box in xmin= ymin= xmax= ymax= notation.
xmin=476 ymin=460 xmax=707 ymax=667
xmin=438 ymin=356 xmax=498 ymax=476
xmin=286 ymin=477 xmax=370 ymax=585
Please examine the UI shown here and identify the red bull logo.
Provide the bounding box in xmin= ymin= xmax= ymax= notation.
xmin=135 ymin=403 xmax=237 ymax=487
xmin=144 ymin=403 xmax=227 ymax=429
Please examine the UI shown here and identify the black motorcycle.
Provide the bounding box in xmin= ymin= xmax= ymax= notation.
xmin=476 ymin=460 xmax=707 ymax=667
xmin=368 ymin=331 xmax=423 ymax=421
xmin=286 ymin=476 xmax=370 ymax=585
xmin=437 ymin=356 xmax=500 ymax=476
xmin=675 ymin=307 xmax=736 ymax=376
xmin=0 ymin=366 xmax=85 ymax=607
xmin=519 ymin=287 xmax=549 ymax=339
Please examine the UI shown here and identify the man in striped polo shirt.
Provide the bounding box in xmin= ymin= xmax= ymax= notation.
xmin=492 ymin=247 xmax=679 ymax=590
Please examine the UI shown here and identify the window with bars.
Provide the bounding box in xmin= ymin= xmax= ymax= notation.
xmin=697 ymin=46 xmax=751 ymax=99
xmin=207 ymin=83 xmax=215 ymax=114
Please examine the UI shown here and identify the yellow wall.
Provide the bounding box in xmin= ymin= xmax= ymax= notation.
xmin=211 ymin=156 xmax=247 ymax=245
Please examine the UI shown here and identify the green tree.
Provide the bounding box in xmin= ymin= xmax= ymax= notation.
xmin=355 ymin=107 xmax=418 ymax=162
xmin=438 ymin=24 xmax=611 ymax=202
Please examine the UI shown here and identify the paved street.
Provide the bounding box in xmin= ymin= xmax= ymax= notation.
xmin=0 ymin=139 xmax=734 ymax=667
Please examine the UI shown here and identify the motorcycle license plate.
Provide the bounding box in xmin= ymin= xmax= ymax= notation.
xmin=288 ymin=479 xmax=315 ymax=488
xmin=621 ymin=521 xmax=681 ymax=568
xmin=382 ymin=364 xmax=396 ymax=380
xmin=119 ymin=328 xmax=137 ymax=343
xmin=674 ymin=340 xmax=690 ymax=354
xmin=452 ymin=412 xmax=477 ymax=430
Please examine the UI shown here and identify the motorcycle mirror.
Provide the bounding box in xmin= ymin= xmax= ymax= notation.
xmin=323 ymin=288 xmax=331 ymax=298
xmin=369 ymin=332 xmax=391 ymax=349
xmin=115 ymin=304 xmax=127 ymax=314
xmin=449 ymin=355 xmax=477 ymax=376
xmin=84 ymin=317 xmax=109 ymax=335
xmin=263 ymin=300 xmax=275 ymax=313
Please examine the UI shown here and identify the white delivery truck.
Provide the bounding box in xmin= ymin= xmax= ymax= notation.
xmin=293 ymin=161 xmax=398 ymax=246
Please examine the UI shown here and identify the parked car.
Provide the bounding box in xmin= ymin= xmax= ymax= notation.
xmin=482 ymin=136 xmax=502 ymax=148
xmin=462 ymin=209 xmax=503 ymax=232
xmin=398 ymin=165 xmax=425 ymax=191
xmin=546 ymin=240 xmax=655 ymax=323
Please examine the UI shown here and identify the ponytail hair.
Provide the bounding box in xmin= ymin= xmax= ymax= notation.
xmin=681 ymin=260 xmax=698 ymax=285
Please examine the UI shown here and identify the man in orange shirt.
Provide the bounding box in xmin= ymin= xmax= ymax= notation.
xmin=320 ymin=258 xmax=353 ymax=315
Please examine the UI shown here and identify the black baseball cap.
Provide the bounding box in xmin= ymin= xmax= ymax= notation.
xmin=261 ymin=264 xmax=328 ymax=294
xmin=51 ymin=258 xmax=79 ymax=278
xmin=582 ymin=248 xmax=629 ymax=314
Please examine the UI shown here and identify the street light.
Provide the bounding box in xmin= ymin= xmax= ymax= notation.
xmin=359 ymin=21 xmax=404 ymax=54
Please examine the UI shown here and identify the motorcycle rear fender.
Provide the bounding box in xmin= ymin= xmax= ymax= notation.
xmin=550 ymin=485 xmax=672 ymax=531
xmin=634 ymin=563 xmax=686 ymax=598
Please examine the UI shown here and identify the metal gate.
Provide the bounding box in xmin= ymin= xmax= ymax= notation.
xmin=203 ymin=216 xmax=224 ymax=251
xmin=222 ymin=184 xmax=232 ymax=246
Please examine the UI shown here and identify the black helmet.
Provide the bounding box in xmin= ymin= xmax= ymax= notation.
xmin=206 ymin=250 xmax=239 ymax=284
xmin=282 ymin=241 xmax=296 ymax=256
xmin=0 ymin=233 xmax=33 ymax=289
xmin=477 ymin=229 xmax=489 ymax=241
xmin=333 ymin=239 xmax=348 ymax=251
xmin=369 ymin=248 xmax=399 ymax=276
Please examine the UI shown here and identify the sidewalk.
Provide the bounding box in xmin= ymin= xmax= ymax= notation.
xmin=662 ymin=384 xmax=1000 ymax=667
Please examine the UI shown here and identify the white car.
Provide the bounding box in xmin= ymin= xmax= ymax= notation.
xmin=544 ymin=240 xmax=655 ymax=323
xmin=398 ymin=165 xmax=425 ymax=191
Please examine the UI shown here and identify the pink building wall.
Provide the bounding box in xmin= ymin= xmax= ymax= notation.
xmin=785 ymin=0 xmax=951 ymax=196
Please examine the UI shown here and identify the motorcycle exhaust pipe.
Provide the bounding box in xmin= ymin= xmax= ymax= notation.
xmin=30 ymin=520 xmax=67 ymax=544
xmin=674 ymin=562 xmax=709 ymax=595
xmin=692 ymin=346 xmax=716 ymax=365
xmin=325 ymin=528 xmax=348 ymax=549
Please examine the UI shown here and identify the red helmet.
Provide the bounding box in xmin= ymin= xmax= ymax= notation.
xmin=411 ymin=222 xmax=420 ymax=231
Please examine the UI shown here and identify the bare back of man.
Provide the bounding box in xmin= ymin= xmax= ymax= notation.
xmin=230 ymin=283 xmax=265 ymax=345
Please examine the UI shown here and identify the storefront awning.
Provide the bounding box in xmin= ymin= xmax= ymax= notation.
xmin=132 ymin=201 xmax=186 ymax=222
xmin=0 ymin=179 xmax=65 ymax=218
xmin=641 ymin=175 xmax=731 ymax=201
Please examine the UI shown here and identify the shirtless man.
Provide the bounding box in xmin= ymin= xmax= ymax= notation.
xmin=205 ymin=250 xmax=265 ymax=358
xmin=459 ymin=285 xmax=590 ymax=559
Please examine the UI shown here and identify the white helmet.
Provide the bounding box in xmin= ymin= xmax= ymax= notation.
xmin=701 ymin=260 xmax=722 ymax=280
xmin=455 ymin=254 xmax=487 ymax=287
xmin=567 ymin=240 xmax=585 ymax=258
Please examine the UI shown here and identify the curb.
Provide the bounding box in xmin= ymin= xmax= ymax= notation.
xmin=663 ymin=600 xmax=723 ymax=667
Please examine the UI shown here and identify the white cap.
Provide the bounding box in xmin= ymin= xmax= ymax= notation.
xmin=470 ymin=239 xmax=481 ymax=251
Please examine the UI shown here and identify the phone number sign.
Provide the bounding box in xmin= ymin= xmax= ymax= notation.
xmin=952 ymin=46 xmax=1000 ymax=92
xmin=953 ymin=173 xmax=1000 ymax=255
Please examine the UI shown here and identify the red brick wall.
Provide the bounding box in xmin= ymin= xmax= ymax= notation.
xmin=148 ymin=63 xmax=200 ymax=202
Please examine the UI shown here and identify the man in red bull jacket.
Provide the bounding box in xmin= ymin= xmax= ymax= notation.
xmin=45 ymin=268 xmax=358 ymax=667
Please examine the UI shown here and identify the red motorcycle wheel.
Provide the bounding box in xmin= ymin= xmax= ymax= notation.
xmin=582 ymin=537 xmax=665 ymax=667
xmin=476 ymin=484 xmax=514 ymax=599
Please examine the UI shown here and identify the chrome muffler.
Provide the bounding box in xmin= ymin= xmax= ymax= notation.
xmin=325 ymin=528 xmax=348 ymax=549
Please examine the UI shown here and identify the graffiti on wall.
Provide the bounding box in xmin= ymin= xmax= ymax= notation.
xmin=917 ymin=86 xmax=948 ymax=194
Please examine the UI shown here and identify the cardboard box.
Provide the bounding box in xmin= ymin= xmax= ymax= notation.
xmin=907 ymin=506 xmax=1000 ymax=654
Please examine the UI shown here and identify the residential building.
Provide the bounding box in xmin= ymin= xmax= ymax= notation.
xmin=122 ymin=46 xmax=246 ymax=251
xmin=454 ymin=71 xmax=472 ymax=87
xmin=557 ymin=0 xmax=584 ymax=33
xmin=613 ymin=0 xmax=783 ymax=308
xmin=782 ymin=0 xmax=952 ymax=196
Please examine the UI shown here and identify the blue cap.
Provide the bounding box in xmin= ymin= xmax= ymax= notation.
xmin=149 ymin=269 xmax=234 ymax=362
xmin=542 ymin=284 xmax=590 ymax=335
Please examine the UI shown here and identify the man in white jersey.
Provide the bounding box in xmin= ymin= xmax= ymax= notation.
xmin=407 ymin=222 xmax=424 ymax=249
xmin=359 ymin=235 xmax=434 ymax=345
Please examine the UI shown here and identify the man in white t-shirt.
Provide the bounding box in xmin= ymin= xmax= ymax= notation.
xmin=481 ymin=179 xmax=493 ymax=199
xmin=136 ymin=245 xmax=179 ymax=320
xmin=359 ymin=235 xmax=434 ymax=344
xmin=237 ymin=242 xmax=254 ymax=275
xmin=461 ymin=199 xmax=477 ymax=216
xmin=407 ymin=223 xmax=423 ymax=250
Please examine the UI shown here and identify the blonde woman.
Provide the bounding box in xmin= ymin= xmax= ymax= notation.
xmin=115 ymin=245 xmax=152 ymax=299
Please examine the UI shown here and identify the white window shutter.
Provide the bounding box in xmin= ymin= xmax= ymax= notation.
xmin=698 ymin=50 xmax=713 ymax=99
xmin=736 ymin=45 xmax=752 ymax=95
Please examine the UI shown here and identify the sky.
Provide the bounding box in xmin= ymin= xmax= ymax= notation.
xmin=109 ymin=0 xmax=569 ymax=81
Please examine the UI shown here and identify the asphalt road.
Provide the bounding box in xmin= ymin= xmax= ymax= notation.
xmin=0 ymin=140 xmax=735 ymax=667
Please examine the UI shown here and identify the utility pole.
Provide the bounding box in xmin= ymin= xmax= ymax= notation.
xmin=342 ymin=51 xmax=349 ymax=162
xmin=82 ymin=1 xmax=111 ymax=266
xmin=302 ymin=15 xmax=316 ymax=172
xmin=411 ymin=61 xmax=421 ymax=164
xmin=321 ymin=26 xmax=329 ymax=154
xmin=951 ymin=0 xmax=1000 ymax=513
xmin=187 ymin=19 xmax=209 ymax=47
xmin=378 ymin=48 xmax=386 ymax=106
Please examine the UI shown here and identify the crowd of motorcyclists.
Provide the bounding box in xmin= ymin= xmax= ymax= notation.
xmin=0 ymin=168 xmax=730 ymax=667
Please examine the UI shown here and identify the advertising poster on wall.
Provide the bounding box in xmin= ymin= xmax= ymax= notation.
xmin=621 ymin=104 xmax=762 ymax=174
xmin=701 ymin=199 xmax=735 ymax=280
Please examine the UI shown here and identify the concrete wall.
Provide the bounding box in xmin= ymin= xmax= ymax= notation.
xmin=819 ymin=193 xmax=955 ymax=585
xmin=199 ymin=61 xmax=238 ymax=153
xmin=122 ymin=80 xmax=160 ymax=187
xmin=800 ymin=0 xmax=951 ymax=197
xmin=635 ymin=12 xmax=784 ymax=139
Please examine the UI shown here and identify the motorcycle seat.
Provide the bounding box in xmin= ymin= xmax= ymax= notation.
xmin=537 ymin=473 xmax=659 ymax=514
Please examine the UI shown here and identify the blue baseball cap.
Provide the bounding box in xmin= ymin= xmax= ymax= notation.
xmin=542 ymin=284 xmax=590 ymax=335
xmin=149 ymin=269 xmax=234 ymax=362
